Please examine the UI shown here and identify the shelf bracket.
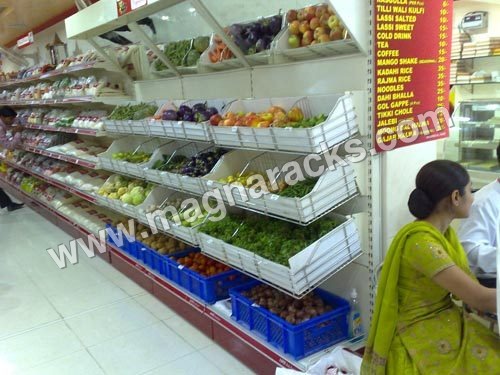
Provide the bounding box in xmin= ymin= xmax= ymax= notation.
xmin=86 ymin=38 xmax=133 ymax=83
xmin=128 ymin=22 xmax=182 ymax=78
xmin=190 ymin=0 xmax=251 ymax=69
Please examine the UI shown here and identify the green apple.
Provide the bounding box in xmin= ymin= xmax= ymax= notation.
xmin=288 ymin=34 xmax=300 ymax=48
xmin=327 ymin=15 xmax=340 ymax=30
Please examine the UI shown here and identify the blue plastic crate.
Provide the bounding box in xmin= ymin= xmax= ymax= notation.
xmin=166 ymin=251 xmax=251 ymax=304
xmin=135 ymin=242 xmax=164 ymax=274
xmin=125 ymin=238 xmax=139 ymax=259
xmin=162 ymin=249 xmax=199 ymax=282
xmin=229 ymin=282 xmax=350 ymax=360
xmin=106 ymin=224 xmax=139 ymax=259
xmin=183 ymin=267 xmax=251 ymax=304
xmin=106 ymin=224 xmax=123 ymax=250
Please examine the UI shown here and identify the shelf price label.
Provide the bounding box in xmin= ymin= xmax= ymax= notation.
xmin=373 ymin=0 xmax=453 ymax=152
xmin=116 ymin=0 xmax=148 ymax=16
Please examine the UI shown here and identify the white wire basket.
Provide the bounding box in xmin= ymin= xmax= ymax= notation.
xmin=103 ymin=101 xmax=165 ymax=136
xmin=103 ymin=119 xmax=150 ymax=136
xmin=148 ymin=142 xmax=223 ymax=195
xmin=98 ymin=136 xmax=164 ymax=179
xmin=201 ymin=150 xmax=358 ymax=224
xmin=209 ymin=94 xmax=358 ymax=154
xmin=198 ymin=24 xmax=279 ymax=72
xmin=142 ymin=140 xmax=192 ymax=186
xmin=97 ymin=176 xmax=173 ymax=220
xmin=202 ymin=149 xmax=358 ymax=223
xmin=136 ymin=191 xmax=206 ymax=246
xmin=197 ymin=213 xmax=362 ymax=297
xmin=271 ymin=3 xmax=360 ymax=63
xmin=149 ymin=99 xmax=233 ymax=142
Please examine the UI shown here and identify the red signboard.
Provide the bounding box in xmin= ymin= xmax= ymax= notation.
xmin=116 ymin=0 xmax=148 ymax=16
xmin=17 ymin=32 xmax=34 ymax=49
xmin=373 ymin=0 xmax=453 ymax=152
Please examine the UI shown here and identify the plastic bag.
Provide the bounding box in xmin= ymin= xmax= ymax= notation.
xmin=308 ymin=348 xmax=362 ymax=375
xmin=275 ymin=348 xmax=362 ymax=375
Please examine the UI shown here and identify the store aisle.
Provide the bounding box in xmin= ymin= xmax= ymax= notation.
xmin=0 ymin=207 xmax=255 ymax=375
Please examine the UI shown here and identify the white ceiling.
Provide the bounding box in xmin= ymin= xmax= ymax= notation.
xmin=0 ymin=0 xmax=75 ymax=46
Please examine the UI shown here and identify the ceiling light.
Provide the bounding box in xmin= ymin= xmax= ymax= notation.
xmin=188 ymin=7 xmax=196 ymax=13
xmin=161 ymin=15 xmax=170 ymax=20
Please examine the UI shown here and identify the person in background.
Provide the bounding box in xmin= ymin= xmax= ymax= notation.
xmin=458 ymin=143 xmax=500 ymax=288
xmin=362 ymin=160 xmax=498 ymax=375
xmin=0 ymin=105 xmax=24 ymax=212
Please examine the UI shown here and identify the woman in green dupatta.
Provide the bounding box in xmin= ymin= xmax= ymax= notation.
xmin=362 ymin=160 xmax=498 ymax=374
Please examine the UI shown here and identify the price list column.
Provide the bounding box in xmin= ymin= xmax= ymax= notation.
xmin=437 ymin=2 xmax=449 ymax=109
xmin=373 ymin=0 xmax=453 ymax=152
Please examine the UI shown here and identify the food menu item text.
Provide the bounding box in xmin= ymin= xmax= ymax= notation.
xmin=374 ymin=0 xmax=453 ymax=152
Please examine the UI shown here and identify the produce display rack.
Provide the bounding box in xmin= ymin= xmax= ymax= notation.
xmin=21 ymin=145 xmax=98 ymax=169
xmin=0 ymin=61 xmax=126 ymax=89
xmin=0 ymin=154 xmax=97 ymax=204
xmin=0 ymin=173 xmax=363 ymax=375
xmin=104 ymin=93 xmax=361 ymax=155
xmin=0 ymin=96 xmax=132 ymax=107
xmin=0 ymin=0 xmax=378 ymax=373
xmin=98 ymin=144 xmax=360 ymax=225
xmin=22 ymin=124 xmax=106 ymax=137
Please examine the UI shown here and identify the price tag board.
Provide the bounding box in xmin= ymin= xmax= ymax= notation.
xmin=116 ymin=0 xmax=148 ymax=16
xmin=373 ymin=0 xmax=453 ymax=152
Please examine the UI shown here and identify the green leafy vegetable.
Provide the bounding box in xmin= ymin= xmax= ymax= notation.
xmin=108 ymin=103 xmax=158 ymax=120
xmin=277 ymin=178 xmax=318 ymax=198
xmin=199 ymin=215 xmax=339 ymax=265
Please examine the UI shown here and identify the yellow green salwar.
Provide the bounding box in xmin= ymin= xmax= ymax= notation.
xmin=362 ymin=221 xmax=499 ymax=374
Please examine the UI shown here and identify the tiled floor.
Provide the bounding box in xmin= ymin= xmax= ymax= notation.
xmin=0 ymin=207 xmax=256 ymax=375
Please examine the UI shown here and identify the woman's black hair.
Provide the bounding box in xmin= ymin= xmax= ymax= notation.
xmin=0 ymin=106 xmax=17 ymax=118
xmin=408 ymin=160 xmax=470 ymax=219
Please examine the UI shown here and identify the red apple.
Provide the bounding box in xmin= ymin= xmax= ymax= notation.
xmin=314 ymin=26 xmax=327 ymax=40
xmin=289 ymin=20 xmax=300 ymax=35
xmin=315 ymin=4 xmax=328 ymax=18
xmin=318 ymin=34 xmax=330 ymax=43
xmin=301 ymin=30 xmax=314 ymax=46
xmin=297 ymin=9 xmax=306 ymax=21
xmin=210 ymin=114 xmax=222 ymax=126
xmin=299 ymin=20 xmax=310 ymax=34
xmin=288 ymin=34 xmax=300 ymax=48
xmin=329 ymin=27 xmax=343 ymax=41
xmin=304 ymin=6 xmax=316 ymax=21
xmin=320 ymin=14 xmax=330 ymax=27
xmin=287 ymin=9 xmax=298 ymax=23
xmin=309 ymin=17 xmax=320 ymax=30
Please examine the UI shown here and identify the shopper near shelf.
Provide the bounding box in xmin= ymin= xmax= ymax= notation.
xmin=362 ymin=160 xmax=498 ymax=375
xmin=0 ymin=105 xmax=23 ymax=149
xmin=458 ymin=145 xmax=500 ymax=288
xmin=0 ymin=105 xmax=24 ymax=212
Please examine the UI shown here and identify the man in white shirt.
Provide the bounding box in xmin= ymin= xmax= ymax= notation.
xmin=458 ymin=144 xmax=500 ymax=288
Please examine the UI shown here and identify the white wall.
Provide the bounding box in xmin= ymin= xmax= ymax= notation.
xmin=381 ymin=142 xmax=438 ymax=253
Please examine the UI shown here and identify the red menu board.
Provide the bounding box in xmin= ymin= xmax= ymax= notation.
xmin=374 ymin=0 xmax=453 ymax=152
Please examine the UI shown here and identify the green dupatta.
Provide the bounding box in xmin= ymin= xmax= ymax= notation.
xmin=361 ymin=221 xmax=472 ymax=375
